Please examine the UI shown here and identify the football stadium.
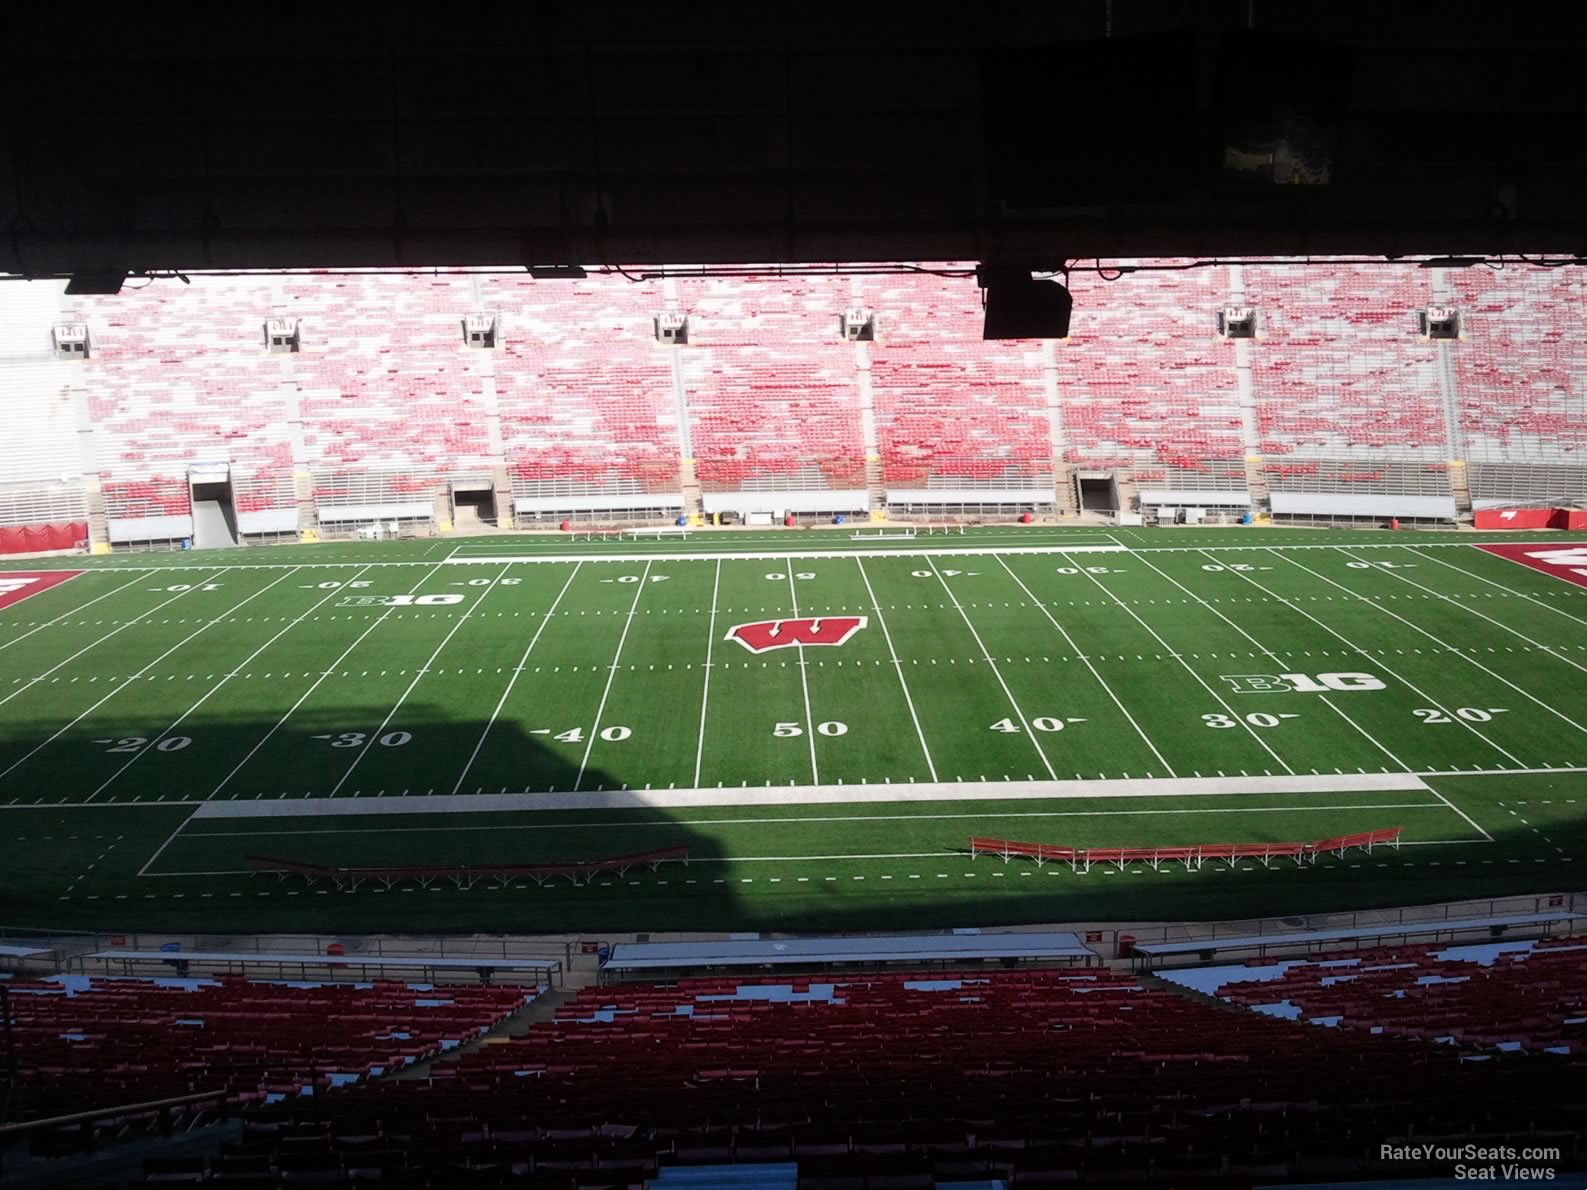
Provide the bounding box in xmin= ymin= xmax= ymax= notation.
xmin=1 ymin=7 xmax=1585 ymax=1188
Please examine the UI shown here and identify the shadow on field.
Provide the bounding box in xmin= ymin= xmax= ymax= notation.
xmin=0 ymin=703 xmax=733 ymax=938
xmin=3 ymin=691 xmax=1584 ymax=940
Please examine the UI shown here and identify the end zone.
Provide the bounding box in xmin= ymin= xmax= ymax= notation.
xmin=1476 ymin=543 xmax=1587 ymax=591
xmin=0 ymin=570 xmax=84 ymax=612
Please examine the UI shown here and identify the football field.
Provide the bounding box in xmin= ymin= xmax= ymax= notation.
xmin=2 ymin=525 xmax=1585 ymax=935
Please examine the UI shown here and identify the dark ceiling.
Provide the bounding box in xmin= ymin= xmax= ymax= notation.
xmin=3 ymin=1 xmax=1586 ymax=275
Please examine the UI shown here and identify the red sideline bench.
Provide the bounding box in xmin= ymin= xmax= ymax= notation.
xmin=970 ymin=827 xmax=1402 ymax=873
xmin=248 ymin=847 xmax=689 ymax=891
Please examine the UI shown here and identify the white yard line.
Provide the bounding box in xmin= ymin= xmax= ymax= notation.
xmin=1280 ymin=549 xmax=1587 ymax=740
xmin=786 ymin=559 xmax=821 ymax=785
xmin=1418 ymin=546 xmax=1587 ymax=628
xmin=855 ymin=557 xmax=938 ymax=781
xmin=0 ymin=573 xmax=147 ymax=655
xmin=0 ymin=572 xmax=228 ymax=711
xmin=327 ymin=565 xmax=515 ymax=797
xmin=1196 ymin=549 xmax=1528 ymax=767
xmin=84 ymin=564 xmax=367 ymax=803
xmin=1425 ymin=785 xmax=1495 ymax=842
xmin=0 ymin=570 xmax=296 ymax=785
xmin=927 ymin=556 xmax=1058 ymax=780
xmin=1130 ymin=551 xmax=1410 ymax=771
xmin=994 ymin=555 xmax=1174 ymax=777
xmin=136 ymin=808 xmax=198 ymax=877
xmin=1060 ymin=550 xmax=1294 ymax=775
xmin=692 ymin=559 xmax=723 ymax=789
xmin=207 ymin=563 xmax=448 ymax=798
xmin=451 ymin=563 xmax=582 ymax=795
xmin=573 ymin=560 xmax=652 ymax=792
xmin=1337 ymin=546 xmax=1587 ymax=673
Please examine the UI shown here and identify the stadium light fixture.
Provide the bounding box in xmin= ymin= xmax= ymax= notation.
xmin=526 ymin=265 xmax=588 ymax=279
xmin=1418 ymin=256 xmax=1483 ymax=269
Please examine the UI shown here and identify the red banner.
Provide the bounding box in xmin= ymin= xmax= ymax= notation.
xmin=1476 ymin=543 xmax=1587 ymax=592
xmin=1473 ymin=508 xmax=1555 ymax=530
xmin=1473 ymin=508 xmax=1587 ymax=530
xmin=0 ymin=570 xmax=85 ymax=612
xmin=0 ymin=521 xmax=88 ymax=556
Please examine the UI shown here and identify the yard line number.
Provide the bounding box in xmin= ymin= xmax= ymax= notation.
xmin=1202 ymin=712 xmax=1299 ymax=729
xmin=97 ymin=736 xmax=191 ymax=753
xmin=989 ymin=717 xmax=1078 ymax=733
xmin=773 ymin=721 xmax=848 ymax=737
xmin=315 ymin=731 xmax=414 ymax=748
xmin=1413 ymin=707 xmax=1509 ymax=724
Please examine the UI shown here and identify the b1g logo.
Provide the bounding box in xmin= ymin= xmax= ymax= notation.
xmin=1222 ymin=672 xmax=1385 ymax=694
xmin=336 ymin=594 xmax=465 ymax=607
xmin=726 ymin=616 xmax=867 ymax=654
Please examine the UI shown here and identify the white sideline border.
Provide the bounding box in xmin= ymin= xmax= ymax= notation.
xmin=439 ymin=544 xmax=1130 ymax=565
xmin=189 ymin=772 xmax=1431 ymax=820
xmin=1 ymin=764 xmax=1579 ymax=811
xmin=7 ymin=538 xmax=1587 ymax=572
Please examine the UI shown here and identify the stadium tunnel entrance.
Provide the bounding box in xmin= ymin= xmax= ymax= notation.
xmin=1075 ymin=472 xmax=1120 ymax=514
xmin=188 ymin=466 xmax=239 ymax=549
xmin=450 ymin=480 xmax=498 ymax=530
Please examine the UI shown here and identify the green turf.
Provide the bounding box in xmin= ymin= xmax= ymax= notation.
xmin=1 ymin=524 xmax=1584 ymax=934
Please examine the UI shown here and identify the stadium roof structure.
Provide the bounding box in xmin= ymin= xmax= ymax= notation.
xmin=5 ymin=3 xmax=1587 ymax=275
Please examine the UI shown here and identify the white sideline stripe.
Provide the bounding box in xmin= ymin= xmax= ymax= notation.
xmin=1416 ymin=765 xmax=1587 ymax=776
xmin=12 ymin=538 xmax=1587 ymax=572
xmin=450 ymin=562 xmax=582 ymax=795
xmin=437 ymin=544 xmax=1131 ymax=565
xmin=189 ymin=772 xmax=1430 ymax=819
xmin=8 ymin=765 xmax=1580 ymax=813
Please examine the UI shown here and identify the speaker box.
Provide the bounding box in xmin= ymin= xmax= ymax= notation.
xmin=982 ymin=278 xmax=1072 ymax=340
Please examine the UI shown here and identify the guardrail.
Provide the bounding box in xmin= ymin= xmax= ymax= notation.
xmin=0 ymin=1089 xmax=229 ymax=1173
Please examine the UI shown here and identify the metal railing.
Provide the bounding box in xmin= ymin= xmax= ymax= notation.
xmin=0 ymin=1089 xmax=229 ymax=1174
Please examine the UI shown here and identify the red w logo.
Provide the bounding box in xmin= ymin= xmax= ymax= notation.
xmin=725 ymin=617 xmax=867 ymax=654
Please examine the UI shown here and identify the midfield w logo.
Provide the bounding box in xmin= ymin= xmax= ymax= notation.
xmin=725 ymin=617 xmax=868 ymax=654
